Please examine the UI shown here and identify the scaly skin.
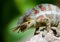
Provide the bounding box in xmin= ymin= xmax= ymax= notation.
xmin=13 ymin=4 xmax=60 ymax=36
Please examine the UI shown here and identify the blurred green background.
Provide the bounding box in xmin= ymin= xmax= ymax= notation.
xmin=1 ymin=0 xmax=60 ymax=42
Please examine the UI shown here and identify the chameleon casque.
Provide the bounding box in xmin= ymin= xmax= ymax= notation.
xmin=13 ymin=4 xmax=60 ymax=36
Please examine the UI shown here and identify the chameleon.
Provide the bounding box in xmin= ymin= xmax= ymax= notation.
xmin=13 ymin=4 xmax=60 ymax=36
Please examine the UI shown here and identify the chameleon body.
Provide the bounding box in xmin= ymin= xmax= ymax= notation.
xmin=13 ymin=4 xmax=60 ymax=36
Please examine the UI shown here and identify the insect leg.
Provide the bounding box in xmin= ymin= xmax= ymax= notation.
xmin=12 ymin=25 xmax=20 ymax=32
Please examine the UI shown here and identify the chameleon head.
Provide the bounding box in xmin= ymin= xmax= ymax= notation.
xmin=13 ymin=19 xmax=36 ymax=32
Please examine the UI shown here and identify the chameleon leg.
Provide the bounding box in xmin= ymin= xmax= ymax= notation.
xmin=56 ymin=21 xmax=60 ymax=37
xmin=57 ymin=21 xmax=60 ymax=28
xmin=34 ymin=27 xmax=40 ymax=35
xmin=46 ymin=20 xmax=51 ymax=32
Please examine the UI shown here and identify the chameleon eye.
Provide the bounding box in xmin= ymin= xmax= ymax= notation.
xmin=28 ymin=22 xmax=30 ymax=24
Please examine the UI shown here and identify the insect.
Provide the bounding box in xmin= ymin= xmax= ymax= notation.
xmin=13 ymin=4 xmax=60 ymax=36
